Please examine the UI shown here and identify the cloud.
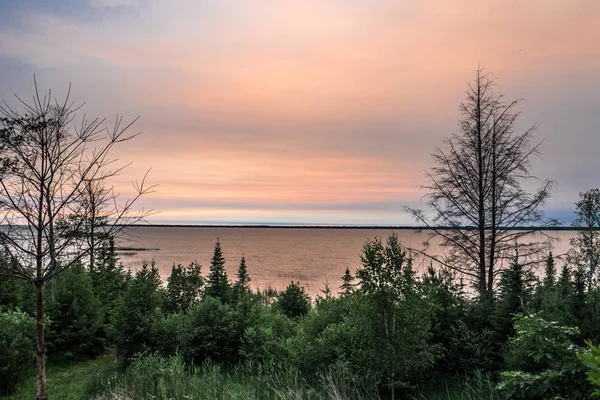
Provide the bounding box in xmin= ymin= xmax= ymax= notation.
xmin=0 ymin=0 xmax=599 ymax=223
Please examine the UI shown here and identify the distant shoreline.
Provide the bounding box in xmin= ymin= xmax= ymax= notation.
xmin=125 ymin=224 xmax=585 ymax=231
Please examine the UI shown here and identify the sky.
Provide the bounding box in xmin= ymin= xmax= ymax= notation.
xmin=0 ymin=0 xmax=598 ymax=225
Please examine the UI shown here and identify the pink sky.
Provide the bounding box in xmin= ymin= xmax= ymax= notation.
xmin=0 ymin=0 xmax=599 ymax=224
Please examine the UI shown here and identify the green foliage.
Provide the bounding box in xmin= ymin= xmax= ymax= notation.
xmin=164 ymin=261 xmax=203 ymax=313
xmin=205 ymin=239 xmax=232 ymax=302
xmin=88 ymin=353 xmax=377 ymax=400
xmin=421 ymin=266 xmax=469 ymax=374
xmin=542 ymin=252 xmax=556 ymax=290
xmin=499 ymin=313 xmax=590 ymax=399
xmin=357 ymin=234 xmax=411 ymax=294
xmin=339 ymin=267 xmax=355 ymax=296
xmin=579 ymin=340 xmax=600 ymax=397
xmin=492 ymin=255 xmax=536 ymax=340
xmin=46 ymin=262 xmax=105 ymax=362
xmin=90 ymin=238 xmax=131 ymax=341
xmin=240 ymin=308 xmax=294 ymax=364
xmin=179 ymin=297 xmax=243 ymax=365
xmin=233 ymin=255 xmax=251 ymax=301
xmin=274 ymin=281 xmax=311 ymax=319
xmin=0 ymin=309 xmax=36 ymax=395
xmin=114 ymin=262 xmax=163 ymax=368
xmin=7 ymin=355 xmax=116 ymax=400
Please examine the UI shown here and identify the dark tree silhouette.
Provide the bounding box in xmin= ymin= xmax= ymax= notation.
xmin=567 ymin=189 xmax=600 ymax=289
xmin=406 ymin=67 xmax=555 ymax=298
xmin=233 ymin=255 xmax=251 ymax=298
xmin=339 ymin=267 xmax=355 ymax=295
xmin=0 ymin=80 xmax=153 ymax=399
xmin=205 ymin=238 xmax=231 ymax=301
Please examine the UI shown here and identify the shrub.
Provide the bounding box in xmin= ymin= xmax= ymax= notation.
xmin=114 ymin=263 xmax=163 ymax=368
xmin=0 ymin=309 xmax=36 ymax=395
xmin=46 ymin=262 xmax=105 ymax=362
xmin=179 ymin=297 xmax=242 ymax=365
xmin=274 ymin=281 xmax=310 ymax=319
xmin=578 ymin=341 xmax=600 ymax=397
xmin=498 ymin=313 xmax=591 ymax=399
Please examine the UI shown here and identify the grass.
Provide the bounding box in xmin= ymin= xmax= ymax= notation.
xmin=410 ymin=371 xmax=500 ymax=400
xmin=4 ymin=354 xmax=500 ymax=400
xmin=86 ymin=354 xmax=381 ymax=400
xmin=4 ymin=355 xmax=116 ymax=400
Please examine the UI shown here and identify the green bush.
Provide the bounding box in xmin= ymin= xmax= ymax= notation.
xmin=46 ymin=262 xmax=105 ymax=362
xmin=114 ymin=263 xmax=163 ymax=368
xmin=164 ymin=261 xmax=203 ymax=313
xmin=274 ymin=281 xmax=311 ymax=319
xmin=579 ymin=340 xmax=600 ymax=397
xmin=0 ymin=309 xmax=36 ymax=395
xmin=179 ymin=297 xmax=242 ymax=365
xmin=498 ymin=313 xmax=590 ymax=399
xmin=240 ymin=310 xmax=294 ymax=364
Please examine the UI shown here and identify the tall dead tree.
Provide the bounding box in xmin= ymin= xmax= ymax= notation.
xmin=0 ymin=80 xmax=154 ymax=400
xmin=406 ymin=67 xmax=556 ymax=298
xmin=567 ymin=189 xmax=600 ymax=289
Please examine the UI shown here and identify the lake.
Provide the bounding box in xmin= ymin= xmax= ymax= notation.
xmin=116 ymin=226 xmax=576 ymax=297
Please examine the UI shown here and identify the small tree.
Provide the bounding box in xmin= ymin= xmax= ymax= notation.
xmin=91 ymin=237 xmax=130 ymax=340
xmin=0 ymin=80 xmax=153 ymax=399
xmin=164 ymin=261 xmax=203 ymax=313
xmin=542 ymin=252 xmax=557 ymax=290
xmin=276 ymin=281 xmax=310 ymax=319
xmin=46 ymin=262 xmax=104 ymax=362
xmin=232 ymin=255 xmax=251 ymax=300
xmin=205 ymin=238 xmax=231 ymax=302
xmin=339 ymin=267 xmax=355 ymax=295
xmin=114 ymin=263 xmax=163 ymax=368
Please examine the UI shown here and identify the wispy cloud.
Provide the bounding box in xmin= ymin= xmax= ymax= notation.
xmin=0 ymin=0 xmax=598 ymax=224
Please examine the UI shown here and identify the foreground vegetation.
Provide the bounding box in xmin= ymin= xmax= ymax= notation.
xmin=2 ymin=231 xmax=600 ymax=399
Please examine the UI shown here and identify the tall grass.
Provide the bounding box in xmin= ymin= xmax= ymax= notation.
xmin=87 ymin=355 xmax=501 ymax=400
xmin=87 ymin=354 xmax=379 ymax=400
xmin=410 ymin=371 xmax=499 ymax=400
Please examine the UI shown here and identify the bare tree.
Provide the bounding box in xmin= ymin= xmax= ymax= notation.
xmin=0 ymin=79 xmax=154 ymax=400
xmin=73 ymin=177 xmax=114 ymax=268
xmin=406 ymin=67 xmax=556 ymax=298
xmin=567 ymin=189 xmax=600 ymax=289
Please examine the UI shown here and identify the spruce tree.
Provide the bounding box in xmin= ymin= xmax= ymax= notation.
xmin=493 ymin=254 xmax=533 ymax=339
xmin=558 ymin=265 xmax=572 ymax=297
xmin=205 ymin=238 xmax=231 ymax=302
xmin=233 ymin=255 xmax=251 ymax=300
xmin=340 ymin=267 xmax=355 ymax=295
xmin=543 ymin=252 xmax=557 ymax=290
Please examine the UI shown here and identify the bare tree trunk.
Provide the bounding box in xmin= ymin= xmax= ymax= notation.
xmin=35 ymin=281 xmax=47 ymax=400
xmin=476 ymin=73 xmax=487 ymax=297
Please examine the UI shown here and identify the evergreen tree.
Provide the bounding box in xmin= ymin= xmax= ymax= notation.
xmin=339 ymin=267 xmax=355 ymax=296
xmin=233 ymin=255 xmax=251 ymax=300
xmin=493 ymin=254 xmax=534 ymax=339
xmin=46 ymin=263 xmax=104 ymax=362
xmin=91 ymin=237 xmax=130 ymax=341
xmin=543 ymin=252 xmax=557 ymax=290
xmin=558 ymin=264 xmax=572 ymax=297
xmin=275 ymin=281 xmax=311 ymax=319
xmin=205 ymin=239 xmax=231 ymax=302
xmin=114 ymin=262 xmax=163 ymax=368
xmin=165 ymin=261 xmax=203 ymax=313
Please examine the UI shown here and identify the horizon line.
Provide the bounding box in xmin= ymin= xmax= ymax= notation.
xmin=126 ymin=223 xmax=584 ymax=231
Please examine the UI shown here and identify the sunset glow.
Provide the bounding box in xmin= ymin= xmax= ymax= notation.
xmin=1 ymin=0 xmax=599 ymax=224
